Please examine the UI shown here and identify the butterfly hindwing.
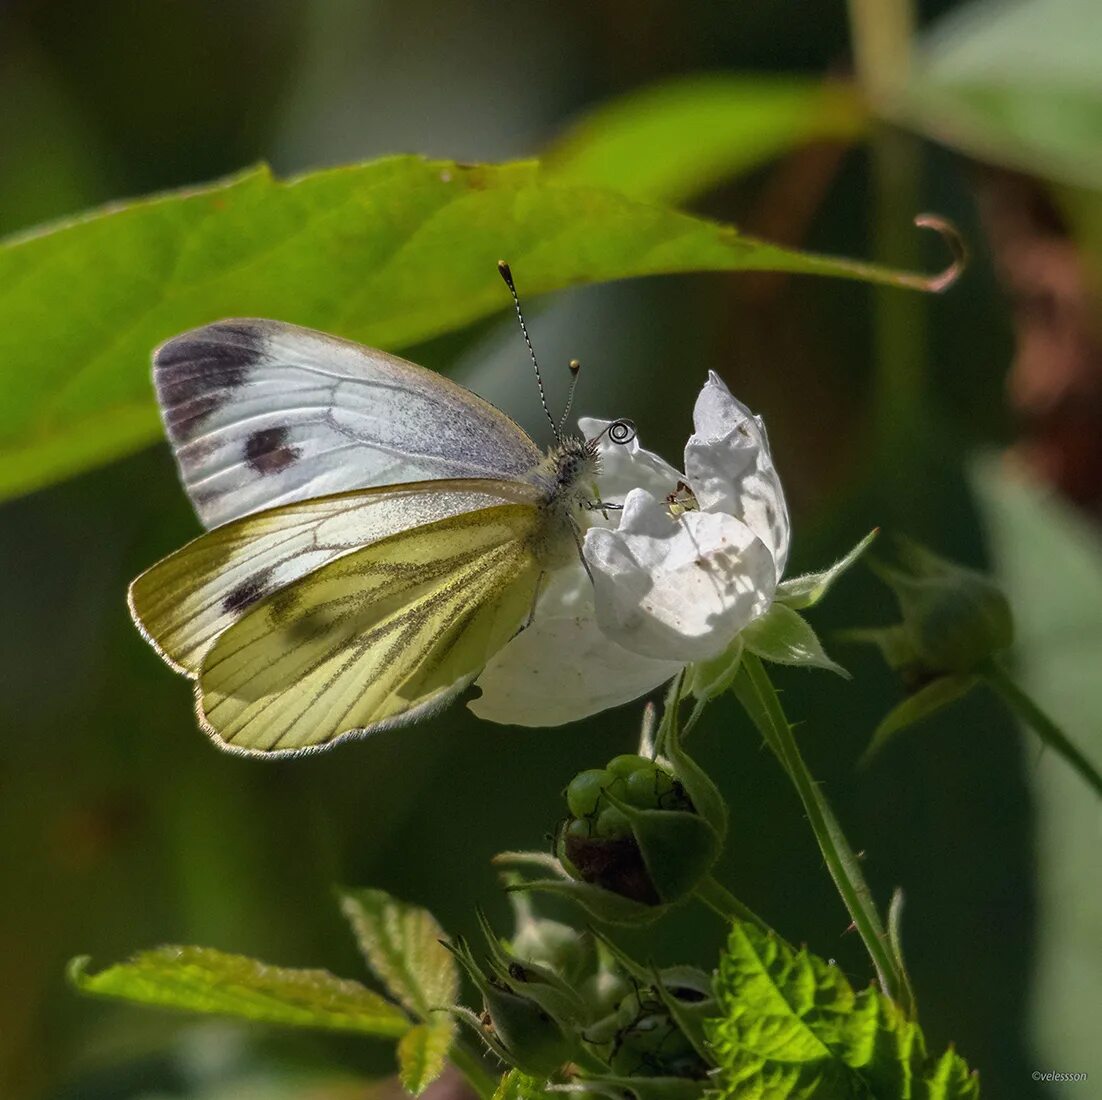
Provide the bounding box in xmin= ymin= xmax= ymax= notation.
xmin=155 ymin=319 xmax=543 ymax=529
xmin=128 ymin=478 xmax=543 ymax=676
xmin=196 ymin=502 xmax=544 ymax=755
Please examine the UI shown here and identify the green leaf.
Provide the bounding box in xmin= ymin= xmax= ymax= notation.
xmin=742 ymin=603 xmax=849 ymax=676
xmin=68 ymin=947 xmax=410 ymax=1037
xmin=492 ymin=1070 xmax=556 ymax=1100
xmin=338 ymin=888 xmax=459 ymax=1019
xmin=546 ymin=75 xmax=867 ymax=203
xmin=0 ymin=155 xmax=951 ymax=503
xmin=861 ymin=675 xmax=979 ymax=765
xmin=776 ymin=530 xmax=879 ymax=610
xmin=708 ymin=921 xmax=979 ymax=1100
xmin=903 ymin=0 xmax=1102 ymax=188
xmin=397 ymin=1018 xmax=454 ymax=1096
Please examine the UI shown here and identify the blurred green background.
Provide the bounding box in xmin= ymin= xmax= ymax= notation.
xmin=2 ymin=1 xmax=1100 ymax=1098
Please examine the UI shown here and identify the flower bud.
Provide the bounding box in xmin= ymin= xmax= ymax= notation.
xmin=869 ymin=539 xmax=1014 ymax=675
xmin=508 ymin=891 xmax=597 ymax=987
xmin=444 ymin=933 xmax=578 ymax=1076
xmin=557 ymin=733 xmax=724 ymax=911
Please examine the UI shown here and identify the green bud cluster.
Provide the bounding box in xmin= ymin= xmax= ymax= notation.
xmin=549 ymin=736 xmax=726 ymax=918
xmin=447 ymin=902 xmax=715 ymax=1098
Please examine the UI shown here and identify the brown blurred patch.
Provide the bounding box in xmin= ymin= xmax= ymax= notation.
xmin=978 ymin=171 xmax=1102 ymax=514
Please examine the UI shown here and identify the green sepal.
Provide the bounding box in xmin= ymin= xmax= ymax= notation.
xmin=688 ymin=638 xmax=743 ymax=702
xmin=860 ymin=674 xmax=979 ymax=765
xmin=505 ymin=877 xmax=669 ymax=926
xmin=442 ymin=936 xmax=576 ymax=1077
xmin=475 ymin=909 xmax=587 ymax=1025
xmin=601 ymin=790 xmax=721 ymax=905
xmin=775 ymin=530 xmax=878 ymax=610
xmin=742 ymin=603 xmax=849 ymax=677
xmin=662 ymin=715 xmax=727 ymax=842
xmin=648 ymin=965 xmax=717 ymax=1068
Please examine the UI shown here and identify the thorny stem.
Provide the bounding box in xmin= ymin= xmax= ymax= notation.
xmin=732 ymin=652 xmax=917 ymax=1016
xmin=984 ymin=662 xmax=1102 ymax=799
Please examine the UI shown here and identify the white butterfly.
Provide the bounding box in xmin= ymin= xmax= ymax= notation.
xmin=129 ymin=266 xmax=634 ymax=756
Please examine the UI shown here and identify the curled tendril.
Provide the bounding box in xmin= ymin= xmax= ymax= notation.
xmin=607 ymin=419 xmax=637 ymax=445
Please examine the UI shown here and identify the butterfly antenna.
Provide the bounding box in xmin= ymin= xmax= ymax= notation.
xmin=498 ymin=260 xmax=560 ymax=441
xmin=559 ymin=358 xmax=581 ymax=436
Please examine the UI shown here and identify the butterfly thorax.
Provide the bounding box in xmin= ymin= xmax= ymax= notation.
xmin=526 ymin=436 xmax=600 ymax=565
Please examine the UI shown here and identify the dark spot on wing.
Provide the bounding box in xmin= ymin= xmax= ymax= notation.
xmin=222 ymin=567 xmax=275 ymax=614
xmin=154 ymin=321 xmax=266 ymax=442
xmin=245 ymin=425 xmax=301 ymax=474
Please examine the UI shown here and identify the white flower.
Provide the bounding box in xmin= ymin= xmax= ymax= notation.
xmin=470 ymin=371 xmax=790 ymax=727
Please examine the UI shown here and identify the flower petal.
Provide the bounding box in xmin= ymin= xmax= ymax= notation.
xmin=684 ymin=371 xmax=790 ymax=574
xmin=584 ymin=489 xmax=777 ymax=662
xmin=470 ymin=566 xmax=679 ymax=727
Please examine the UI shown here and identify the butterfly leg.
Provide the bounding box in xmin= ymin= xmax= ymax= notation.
xmin=570 ymin=523 xmax=596 ymax=585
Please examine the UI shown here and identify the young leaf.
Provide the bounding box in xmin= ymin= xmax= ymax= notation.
xmin=492 ymin=1070 xmax=556 ymax=1100
xmin=546 ymin=75 xmax=867 ymax=204
xmin=708 ymin=922 xmax=979 ymax=1100
xmin=338 ymin=888 xmax=459 ymax=1019
xmin=861 ymin=675 xmax=979 ymax=765
xmin=398 ymin=1018 xmax=455 ymax=1096
xmin=775 ymin=530 xmax=879 ymax=610
xmin=0 ymin=155 xmax=955 ymax=503
xmin=741 ymin=604 xmax=849 ymax=677
xmin=68 ymin=947 xmax=409 ymax=1037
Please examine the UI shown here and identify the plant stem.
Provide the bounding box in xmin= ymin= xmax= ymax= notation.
xmin=732 ymin=653 xmax=916 ymax=1016
xmin=451 ymin=1039 xmax=499 ymax=1100
xmin=846 ymin=0 xmax=915 ymax=110
xmin=985 ymin=662 xmax=1102 ymax=799
xmin=695 ymin=875 xmax=773 ymax=938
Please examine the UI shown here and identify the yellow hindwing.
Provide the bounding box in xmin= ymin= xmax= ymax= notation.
xmin=196 ymin=502 xmax=544 ymax=755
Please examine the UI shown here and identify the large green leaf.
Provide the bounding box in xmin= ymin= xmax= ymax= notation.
xmin=904 ymin=0 xmax=1102 ymax=187
xmin=546 ymin=75 xmax=867 ymax=203
xmin=708 ymin=921 xmax=979 ymax=1099
xmin=338 ymin=887 xmax=458 ymax=1019
xmin=0 ymin=155 xmax=950 ymax=503
xmin=68 ymin=946 xmax=410 ymax=1037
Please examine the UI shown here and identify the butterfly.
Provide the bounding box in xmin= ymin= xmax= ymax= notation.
xmin=128 ymin=263 xmax=635 ymax=756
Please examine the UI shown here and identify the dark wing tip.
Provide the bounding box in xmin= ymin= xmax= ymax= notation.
xmin=153 ymin=321 xmax=270 ymax=442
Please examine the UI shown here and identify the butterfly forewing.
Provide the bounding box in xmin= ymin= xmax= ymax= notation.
xmin=128 ymin=478 xmax=543 ymax=677
xmin=196 ymin=503 xmax=544 ymax=754
xmin=155 ymin=319 xmax=543 ymax=529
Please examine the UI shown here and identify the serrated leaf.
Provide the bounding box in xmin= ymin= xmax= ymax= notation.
xmin=742 ymin=604 xmax=849 ymax=677
xmin=397 ymin=1018 xmax=455 ymax=1096
xmin=339 ymin=888 xmax=458 ymax=1019
xmin=776 ymin=530 xmax=879 ymax=610
xmin=68 ymin=947 xmax=409 ymax=1037
xmin=547 ymin=75 xmax=866 ymax=203
xmin=708 ymin=922 xmax=979 ymax=1100
xmin=1 ymin=155 xmax=949 ymax=503
xmin=862 ymin=675 xmax=979 ymax=765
